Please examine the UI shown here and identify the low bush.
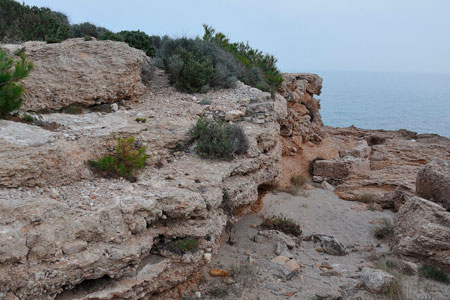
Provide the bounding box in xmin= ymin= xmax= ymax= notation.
xmin=190 ymin=118 xmax=248 ymax=159
xmin=116 ymin=30 xmax=157 ymax=57
xmin=156 ymin=36 xmax=239 ymax=93
xmin=89 ymin=136 xmax=148 ymax=181
xmin=203 ymin=25 xmax=283 ymax=93
xmin=0 ymin=49 xmax=33 ymax=118
xmin=420 ymin=264 xmax=449 ymax=284
xmin=261 ymin=216 xmax=302 ymax=237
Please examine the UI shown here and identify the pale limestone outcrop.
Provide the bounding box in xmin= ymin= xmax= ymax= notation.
xmin=0 ymin=56 xmax=292 ymax=298
xmin=394 ymin=196 xmax=450 ymax=271
xmin=3 ymin=39 xmax=150 ymax=112
xmin=416 ymin=158 xmax=450 ymax=210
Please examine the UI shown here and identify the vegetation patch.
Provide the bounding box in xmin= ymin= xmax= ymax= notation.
xmin=420 ymin=264 xmax=449 ymax=284
xmin=0 ymin=0 xmax=71 ymax=43
xmin=0 ymin=48 xmax=33 ymax=118
xmin=203 ymin=25 xmax=283 ymax=93
xmin=208 ymin=287 xmax=228 ymax=298
xmin=156 ymin=36 xmax=238 ymax=93
xmin=89 ymin=136 xmax=148 ymax=181
xmin=167 ymin=237 xmax=199 ymax=255
xmin=261 ymin=216 xmax=302 ymax=237
xmin=190 ymin=118 xmax=248 ymax=159
xmin=135 ymin=118 xmax=147 ymax=123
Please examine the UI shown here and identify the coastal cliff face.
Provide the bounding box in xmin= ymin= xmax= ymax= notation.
xmin=0 ymin=40 xmax=317 ymax=300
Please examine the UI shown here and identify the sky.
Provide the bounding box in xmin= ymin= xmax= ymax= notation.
xmin=21 ymin=0 xmax=450 ymax=74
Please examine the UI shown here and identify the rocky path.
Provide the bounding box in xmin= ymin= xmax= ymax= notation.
xmin=195 ymin=188 xmax=450 ymax=300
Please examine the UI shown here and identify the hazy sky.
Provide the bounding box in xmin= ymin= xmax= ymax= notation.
xmin=22 ymin=0 xmax=450 ymax=74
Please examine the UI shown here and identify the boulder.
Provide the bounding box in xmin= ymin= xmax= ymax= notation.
xmin=416 ymin=158 xmax=450 ymax=210
xmin=313 ymin=234 xmax=347 ymax=256
xmin=394 ymin=196 xmax=450 ymax=271
xmin=13 ymin=38 xmax=150 ymax=111
xmin=361 ymin=267 xmax=394 ymax=293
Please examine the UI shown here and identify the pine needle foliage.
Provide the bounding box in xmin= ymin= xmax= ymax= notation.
xmin=0 ymin=48 xmax=33 ymax=118
xmin=203 ymin=24 xmax=283 ymax=93
xmin=89 ymin=136 xmax=148 ymax=180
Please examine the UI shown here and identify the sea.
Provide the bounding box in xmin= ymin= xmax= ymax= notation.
xmin=317 ymin=71 xmax=450 ymax=138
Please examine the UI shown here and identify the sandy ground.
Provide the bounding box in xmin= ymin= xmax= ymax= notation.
xmin=192 ymin=187 xmax=449 ymax=300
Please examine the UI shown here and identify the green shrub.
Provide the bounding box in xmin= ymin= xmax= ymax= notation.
xmin=190 ymin=118 xmax=248 ymax=159
xmin=0 ymin=0 xmax=71 ymax=43
xmin=0 ymin=49 xmax=33 ymax=118
xmin=420 ymin=264 xmax=449 ymax=283
xmin=261 ymin=216 xmax=302 ymax=237
xmin=89 ymin=136 xmax=148 ymax=180
xmin=116 ymin=30 xmax=157 ymax=57
xmin=156 ymin=36 xmax=238 ymax=93
xmin=203 ymin=25 xmax=283 ymax=93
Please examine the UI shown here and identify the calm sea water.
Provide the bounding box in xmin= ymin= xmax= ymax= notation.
xmin=318 ymin=71 xmax=450 ymax=138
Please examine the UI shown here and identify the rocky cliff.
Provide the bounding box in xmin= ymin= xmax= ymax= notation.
xmin=0 ymin=39 xmax=323 ymax=300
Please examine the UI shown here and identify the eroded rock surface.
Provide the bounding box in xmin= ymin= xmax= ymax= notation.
xmin=0 ymin=43 xmax=311 ymax=298
xmin=2 ymin=39 xmax=150 ymax=112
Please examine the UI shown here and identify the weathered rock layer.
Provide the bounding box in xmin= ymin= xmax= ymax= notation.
xmin=0 ymin=40 xmax=323 ymax=300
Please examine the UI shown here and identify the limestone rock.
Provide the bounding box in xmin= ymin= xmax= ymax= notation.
xmin=394 ymin=196 xmax=450 ymax=271
xmin=416 ymin=158 xmax=450 ymax=210
xmin=361 ymin=267 xmax=394 ymax=293
xmin=14 ymin=39 xmax=150 ymax=111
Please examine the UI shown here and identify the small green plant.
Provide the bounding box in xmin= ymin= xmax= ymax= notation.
xmin=420 ymin=264 xmax=449 ymax=284
xmin=0 ymin=49 xmax=33 ymax=118
xmin=261 ymin=216 xmax=302 ymax=237
xmin=167 ymin=237 xmax=199 ymax=254
xmin=22 ymin=113 xmax=36 ymax=123
xmin=208 ymin=287 xmax=228 ymax=297
xmin=89 ymin=136 xmax=148 ymax=180
xmin=135 ymin=118 xmax=147 ymax=123
xmin=84 ymin=35 xmax=93 ymax=41
xmin=190 ymin=118 xmax=248 ymax=159
xmin=373 ymin=218 xmax=394 ymax=240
